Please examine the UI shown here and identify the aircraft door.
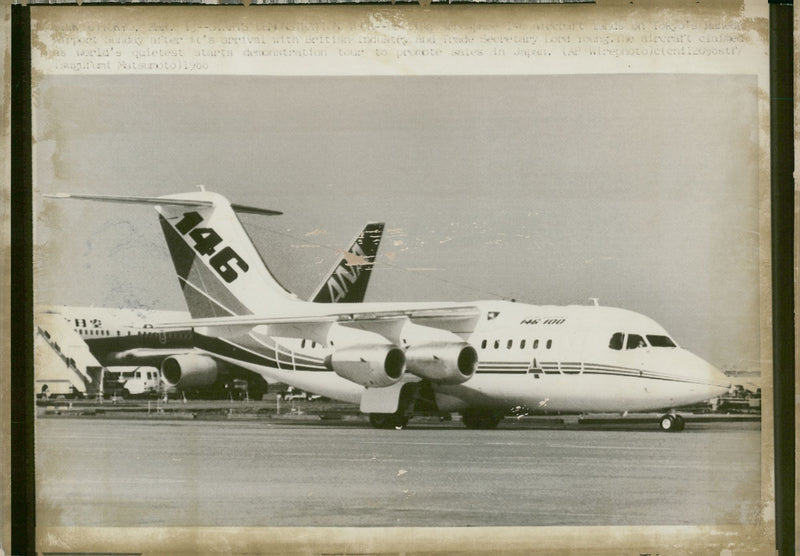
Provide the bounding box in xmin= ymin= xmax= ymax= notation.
xmin=607 ymin=332 xmax=648 ymax=374
xmin=624 ymin=333 xmax=648 ymax=373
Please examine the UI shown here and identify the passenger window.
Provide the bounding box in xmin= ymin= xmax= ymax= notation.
xmin=507 ymin=339 xmax=513 ymax=349
xmin=626 ymin=334 xmax=647 ymax=350
xmin=609 ymin=332 xmax=624 ymax=350
xmin=546 ymin=340 xmax=552 ymax=349
xmin=520 ymin=340 xmax=526 ymax=349
xmin=481 ymin=339 xmax=487 ymax=349
xmin=494 ymin=340 xmax=499 ymax=349
xmin=301 ymin=339 xmax=306 ymax=348
xmin=533 ymin=339 xmax=539 ymax=349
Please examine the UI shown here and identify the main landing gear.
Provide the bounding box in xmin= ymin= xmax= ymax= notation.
xmin=659 ymin=413 xmax=685 ymax=432
xmin=369 ymin=413 xmax=409 ymax=429
xmin=461 ymin=409 xmax=504 ymax=430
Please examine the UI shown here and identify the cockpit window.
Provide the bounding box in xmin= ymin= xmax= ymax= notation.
xmin=608 ymin=332 xmax=624 ymax=350
xmin=646 ymin=335 xmax=677 ymax=348
xmin=626 ymin=334 xmax=647 ymax=350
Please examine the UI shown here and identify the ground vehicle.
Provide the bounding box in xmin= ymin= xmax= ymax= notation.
xmin=104 ymin=367 xmax=161 ymax=398
xmin=281 ymin=386 xmax=322 ymax=401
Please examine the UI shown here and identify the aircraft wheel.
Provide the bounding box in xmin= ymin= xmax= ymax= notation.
xmin=369 ymin=413 xmax=408 ymax=429
xmin=119 ymin=388 xmax=130 ymax=400
xmin=394 ymin=416 xmax=410 ymax=430
xmin=659 ymin=414 xmax=683 ymax=432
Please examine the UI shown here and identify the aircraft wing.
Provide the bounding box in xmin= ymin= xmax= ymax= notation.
xmin=162 ymin=306 xmax=482 ymax=343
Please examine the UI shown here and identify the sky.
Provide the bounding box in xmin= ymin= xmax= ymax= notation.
xmin=32 ymin=73 xmax=761 ymax=371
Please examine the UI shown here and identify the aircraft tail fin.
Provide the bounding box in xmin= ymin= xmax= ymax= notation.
xmin=310 ymin=222 xmax=385 ymax=303
xmin=47 ymin=191 xmax=302 ymax=318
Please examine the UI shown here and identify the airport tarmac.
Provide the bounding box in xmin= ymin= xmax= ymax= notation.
xmin=35 ymin=417 xmax=761 ymax=528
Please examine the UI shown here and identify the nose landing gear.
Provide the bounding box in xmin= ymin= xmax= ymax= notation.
xmin=659 ymin=413 xmax=685 ymax=432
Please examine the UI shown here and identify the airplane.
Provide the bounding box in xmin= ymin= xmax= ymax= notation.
xmin=37 ymin=220 xmax=385 ymax=399
xmin=47 ymin=190 xmax=732 ymax=431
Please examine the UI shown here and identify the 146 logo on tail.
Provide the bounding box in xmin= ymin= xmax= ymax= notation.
xmin=174 ymin=211 xmax=249 ymax=283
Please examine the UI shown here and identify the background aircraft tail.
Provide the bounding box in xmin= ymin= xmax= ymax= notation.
xmin=311 ymin=222 xmax=384 ymax=303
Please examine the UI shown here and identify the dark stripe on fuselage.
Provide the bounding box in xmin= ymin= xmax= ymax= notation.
xmin=159 ymin=335 xmax=717 ymax=387
xmin=194 ymin=333 xmax=328 ymax=373
xmin=475 ymin=361 xmax=714 ymax=387
xmin=475 ymin=370 xmax=528 ymax=374
xmin=235 ymin=334 xmax=326 ymax=370
xmin=479 ymin=361 xmax=529 ymax=367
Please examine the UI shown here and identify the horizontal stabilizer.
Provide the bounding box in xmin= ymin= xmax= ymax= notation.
xmin=230 ymin=203 xmax=284 ymax=216
xmin=44 ymin=193 xmax=215 ymax=208
xmin=44 ymin=193 xmax=283 ymax=215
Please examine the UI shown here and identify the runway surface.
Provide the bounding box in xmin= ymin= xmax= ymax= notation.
xmin=35 ymin=418 xmax=761 ymax=528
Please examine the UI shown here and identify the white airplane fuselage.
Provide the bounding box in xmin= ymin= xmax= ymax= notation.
xmin=193 ymin=299 xmax=730 ymax=414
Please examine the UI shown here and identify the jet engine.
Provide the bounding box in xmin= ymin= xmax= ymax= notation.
xmin=161 ymin=354 xmax=220 ymax=390
xmin=325 ymin=345 xmax=406 ymax=388
xmin=406 ymin=342 xmax=478 ymax=384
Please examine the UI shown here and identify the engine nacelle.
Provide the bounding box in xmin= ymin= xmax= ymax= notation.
xmin=325 ymin=344 xmax=406 ymax=388
xmin=161 ymin=354 xmax=219 ymax=390
xmin=406 ymin=342 xmax=478 ymax=384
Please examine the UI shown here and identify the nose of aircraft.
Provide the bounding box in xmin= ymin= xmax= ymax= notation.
xmin=688 ymin=351 xmax=732 ymax=398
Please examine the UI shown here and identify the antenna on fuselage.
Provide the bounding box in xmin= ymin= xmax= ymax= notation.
xmin=589 ymin=298 xmax=600 ymax=306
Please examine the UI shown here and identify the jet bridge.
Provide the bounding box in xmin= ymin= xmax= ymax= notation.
xmin=35 ymin=311 xmax=105 ymax=398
